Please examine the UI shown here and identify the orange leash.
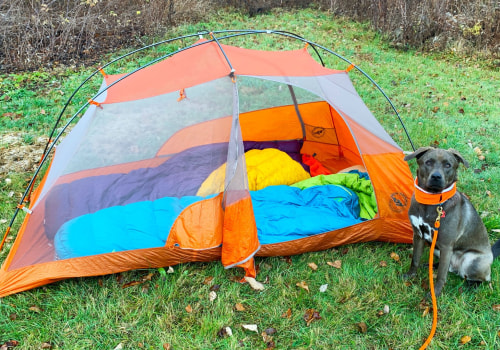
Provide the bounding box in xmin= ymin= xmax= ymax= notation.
xmin=419 ymin=205 xmax=443 ymax=350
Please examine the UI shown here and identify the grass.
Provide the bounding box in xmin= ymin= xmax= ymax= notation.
xmin=1 ymin=7 xmax=500 ymax=350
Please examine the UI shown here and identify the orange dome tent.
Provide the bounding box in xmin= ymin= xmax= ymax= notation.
xmin=0 ymin=30 xmax=415 ymax=297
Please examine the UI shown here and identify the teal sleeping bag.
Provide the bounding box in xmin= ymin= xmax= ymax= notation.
xmin=291 ymin=173 xmax=377 ymax=220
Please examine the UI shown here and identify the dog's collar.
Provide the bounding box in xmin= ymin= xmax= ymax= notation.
xmin=414 ymin=178 xmax=457 ymax=205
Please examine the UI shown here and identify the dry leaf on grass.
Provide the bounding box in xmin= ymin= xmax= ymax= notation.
xmin=459 ymin=335 xmax=471 ymax=344
xmin=185 ymin=304 xmax=193 ymax=313
xmin=0 ymin=341 xmax=19 ymax=350
xmin=355 ymin=322 xmax=368 ymax=333
xmin=308 ymin=262 xmax=318 ymax=271
xmin=162 ymin=343 xmax=172 ymax=350
xmin=422 ymin=306 xmax=430 ymax=317
xmin=244 ymin=276 xmax=265 ymax=291
xmin=281 ymin=308 xmax=292 ymax=318
xmin=29 ymin=306 xmax=42 ymax=313
xmin=296 ymin=281 xmax=310 ymax=292
xmin=319 ymin=284 xmax=328 ymax=293
xmin=327 ymin=260 xmax=342 ymax=269
xmin=209 ymin=291 xmax=217 ymax=302
xmin=242 ymin=324 xmax=259 ymax=333
xmin=390 ymin=252 xmax=400 ymax=262
xmin=492 ymin=304 xmax=500 ymax=311
xmin=122 ymin=272 xmax=155 ymax=289
xmin=303 ymin=309 xmax=321 ymax=326
xmin=379 ymin=260 xmax=388 ymax=267
xmin=209 ymin=284 xmax=221 ymax=292
xmin=203 ymin=276 xmax=214 ymax=285
xmin=235 ymin=303 xmax=246 ymax=311
xmin=217 ymin=326 xmax=233 ymax=338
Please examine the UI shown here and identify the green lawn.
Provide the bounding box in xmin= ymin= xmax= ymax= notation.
xmin=1 ymin=8 xmax=499 ymax=350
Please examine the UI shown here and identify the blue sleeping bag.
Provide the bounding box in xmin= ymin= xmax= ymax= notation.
xmin=251 ymin=185 xmax=362 ymax=245
xmin=54 ymin=184 xmax=363 ymax=259
xmin=54 ymin=196 xmax=207 ymax=260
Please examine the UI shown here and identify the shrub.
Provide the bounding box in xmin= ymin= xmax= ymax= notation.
xmin=0 ymin=0 xmax=498 ymax=72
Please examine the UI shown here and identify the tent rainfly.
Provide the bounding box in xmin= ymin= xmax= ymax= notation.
xmin=0 ymin=30 xmax=416 ymax=297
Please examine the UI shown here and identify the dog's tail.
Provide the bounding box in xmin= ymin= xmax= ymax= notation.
xmin=492 ymin=239 xmax=500 ymax=259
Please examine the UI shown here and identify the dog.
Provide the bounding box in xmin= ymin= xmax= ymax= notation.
xmin=403 ymin=147 xmax=500 ymax=296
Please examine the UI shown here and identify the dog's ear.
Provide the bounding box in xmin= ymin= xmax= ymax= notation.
xmin=403 ymin=147 xmax=434 ymax=162
xmin=447 ymin=148 xmax=470 ymax=168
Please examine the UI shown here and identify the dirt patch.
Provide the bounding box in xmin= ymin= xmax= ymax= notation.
xmin=0 ymin=133 xmax=48 ymax=175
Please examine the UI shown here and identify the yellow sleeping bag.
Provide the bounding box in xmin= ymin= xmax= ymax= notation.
xmin=197 ymin=148 xmax=310 ymax=196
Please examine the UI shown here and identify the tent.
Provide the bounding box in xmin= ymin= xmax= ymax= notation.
xmin=0 ymin=30 xmax=415 ymax=297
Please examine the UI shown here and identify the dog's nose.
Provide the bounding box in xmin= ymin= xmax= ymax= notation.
xmin=431 ymin=172 xmax=442 ymax=181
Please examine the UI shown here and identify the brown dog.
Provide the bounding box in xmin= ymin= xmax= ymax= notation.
xmin=404 ymin=147 xmax=500 ymax=296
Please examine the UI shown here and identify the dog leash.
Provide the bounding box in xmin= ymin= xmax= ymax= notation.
xmin=419 ymin=205 xmax=444 ymax=350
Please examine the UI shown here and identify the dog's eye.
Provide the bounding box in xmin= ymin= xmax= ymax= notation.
xmin=425 ymin=160 xmax=433 ymax=166
xmin=444 ymin=163 xmax=451 ymax=168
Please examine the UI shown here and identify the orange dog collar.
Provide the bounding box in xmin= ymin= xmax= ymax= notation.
xmin=414 ymin=179 xmax=457 ymax=205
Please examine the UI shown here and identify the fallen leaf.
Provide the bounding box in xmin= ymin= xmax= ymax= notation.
xmin=209 ymin=284 xmax=221 ymax=292
xmin=244 ymin=276 xmax=265 ymax=291
xmin=9 ymin=313 xmax=17 ymax=321
xmin=122 ymin=280 xmax=143 ymax=289
xmin=114 ymin=343 xmax=123 ymax=350
xmin=281 ymin=308 xmax=292 ymax=318
xmin=40 ymin=109 xmax=46 ymax=115
xmin=209 ymin=291 xmax=217 ymax=302
xmin=384 ymin=305 xmax=390 ymax=314
xmin=458 ymin=108 xmax=465 ymax=114
xmin=390 ymin=252 xmax=400 ymax=262
xmin=167 ymin=266 xmax=174 ymax=274
xmin=0 ymin=341 xmax=19 ymax=349
xmin=162 ymin=343 xmax=172 ymax=350
xmin=493 ymin=304 xmax=500 ymax=311
xmin=319 ymin=284 xmax=328 ymax=293
xmin=296 ymin=281 xmax=310 ymax=292
xmin=432 ymin=106 xmax=439 ymax=113
xmin=355 ymin=322 xmax=368 ymax=333
xmin=303 ymin=309 xmax=321 ymax=326
xmin=282 ymin=256 xmax=293 ymax=265
xmin=327 ymin=260 xmax=342 ymax=269
xmin=422 ymin=306 xmax=430 ymax=317
xmin=235 ymin=303 xmax=246 ymax=311
xmin=242 ymin=324 xmax=259 ymax=333
xmin=308 ymin=262 xmax=318 ymax=271
xmin=41 ymin=343 xmax=52 ymax=349
xmin=379 ymin=260 xmax=388 ymax=267
xmin=29 ymin=306 xmax=41 ymax=313
xmin=217 ymin=326 xmax=233 ymax=337
xmin=185 ymin=304 xmax=192 ymax=313
xmin=264 ymin=327 xmax=277 ymax=335
xmin=265 ymin=340 xmax=276 ymax=350
xmin=203 ymin=276 xmax=214 ymax=285
xmin=459 ymin=335 xmax=471 ymax=344
xmin=143 ymin=273 xmax=154 ymax=281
